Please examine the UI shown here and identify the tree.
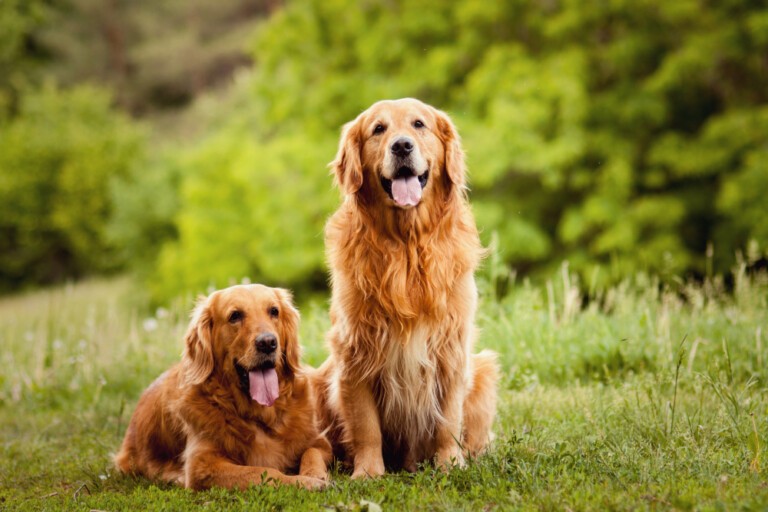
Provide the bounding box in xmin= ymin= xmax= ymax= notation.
xmin=0 ymin=0 xmax=49 ymax=118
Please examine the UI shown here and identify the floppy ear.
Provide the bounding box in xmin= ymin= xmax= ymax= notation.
xmin=330 ymin=118 xmax=364 ymax=194
xmin=276 ymin=288 xmax=301 ymax=377
xmin=435 ymin=109 xmax=467 ymax=190
xmin=180 ymin=296 xmax=214 ymax=386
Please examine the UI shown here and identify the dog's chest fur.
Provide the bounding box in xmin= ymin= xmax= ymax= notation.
xmin=246 ymin=425 xmax=301 ymax=471
xmin=333 ymin=272 xmax=477 ymax=450
xmin=374 ymin=323 xmax=443 ymax=448
xmin=198 ymin=379 xmax=315 ymax=473
xmin=248 ymin=382 xmax=316 ymax=471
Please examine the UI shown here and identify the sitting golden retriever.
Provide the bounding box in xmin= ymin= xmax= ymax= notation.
xmin=314 ymin=98 xmax=499 ymax=478
xmin=114 ymin=284 xmax=331 ymax=490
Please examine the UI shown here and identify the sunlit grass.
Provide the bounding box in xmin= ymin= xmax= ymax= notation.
xmin=1 ymin=268 xmax=766 ymax=510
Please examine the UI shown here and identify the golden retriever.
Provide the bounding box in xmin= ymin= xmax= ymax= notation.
xmin=114 ymin=284 xmax=331 ymax=490
xmin=314 ymin=98 xmax=499 ymax=478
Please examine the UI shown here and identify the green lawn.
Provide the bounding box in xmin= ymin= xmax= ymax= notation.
xmin=1 ymin=269 xmax=766 ymax=511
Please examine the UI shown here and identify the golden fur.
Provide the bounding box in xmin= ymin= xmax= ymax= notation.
xmin=114 ymin=284 xmax=331 ymax=490
xmin=314 ymin=98 xmax=499 ymax=478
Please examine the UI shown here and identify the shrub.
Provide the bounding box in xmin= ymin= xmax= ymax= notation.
xmin=0 ymin=84 xmax=145 ymax=291
xmin=150 ymin=126 xmax=337 ymax=300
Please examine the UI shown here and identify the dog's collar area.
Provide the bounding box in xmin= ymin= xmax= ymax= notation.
xmin=380 ymin=169 xmax=429 ymax=200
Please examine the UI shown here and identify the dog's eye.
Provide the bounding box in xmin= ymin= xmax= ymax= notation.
xmin=413 ymin=120 xmax=424 ymax=129
xmin=373 ymin=124 xmax=386 ymax=135
xmin=228 ymin=310 xmax=243 ymax=323
xmin=268 ymin=306 xmax=279 ymax=318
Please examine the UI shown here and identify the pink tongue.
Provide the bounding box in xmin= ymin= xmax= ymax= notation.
xmin=391 ymin=175 xmax=422 ymax=206
xmin=248 ymin=368 xmax=279 ymax=407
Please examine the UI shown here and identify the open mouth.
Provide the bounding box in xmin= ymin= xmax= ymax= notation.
xmin=380 ymin=167 xmax=429 ymax=207
xmin=234 ymin=360 xmax=278 ymax=407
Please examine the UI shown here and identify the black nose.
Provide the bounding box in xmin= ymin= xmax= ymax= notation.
xmin=391 ymin=137 xmax=414 ymax=158
xmin=255 ymin=333 xmax=277 ymax=354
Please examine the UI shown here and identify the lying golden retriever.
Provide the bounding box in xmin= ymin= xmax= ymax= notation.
xmin=114 ymin=284 xmax=331 ymax=490
xmin=314 ymin=98 xmax=499 ymax=478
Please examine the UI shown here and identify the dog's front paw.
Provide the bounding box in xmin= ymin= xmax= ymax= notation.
xmin=291 ymin=475 xmax=328 ymax=490
xmin=435 ymin=447 xmax=465 ymax=471
xmin=300 ymin=468 xmax=328 ymax=481
xmin=351 ymin=467 xmax=384 ymax=480
xmin=351 ymin=460 xmax=385 ymax=480
xmin=351 ymin=449 xmax=385 ymax=480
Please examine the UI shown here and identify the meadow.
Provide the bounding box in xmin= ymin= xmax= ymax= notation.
xmin=3 ymin=1 xmax=767 ymax=509
xmin=1 ymin=262 xmax=766 ymax=511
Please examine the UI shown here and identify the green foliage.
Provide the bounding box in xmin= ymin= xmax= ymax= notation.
xmin=107 ymin=148 xmax=183 ymax=273
xmin=3 ymin=0 xmax=768 ymax=297
xmin=0 ymin=85 xmax=145 ymax=291
xmin=152 ymin=127 xmax=338 ymax=299
xmin=150 ymin=0 xmax=768 ymax=300
xmin=0 ymin=0 xmax=271 ymax=292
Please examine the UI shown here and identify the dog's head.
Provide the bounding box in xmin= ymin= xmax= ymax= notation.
xmin=332 ymin=98 xmax=466 ymax=209
xmin=180 ymin=284 xmax=301 ymax=407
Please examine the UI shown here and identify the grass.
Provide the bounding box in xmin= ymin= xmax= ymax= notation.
xmin=1 ymin=266 xmax=766 ymax=511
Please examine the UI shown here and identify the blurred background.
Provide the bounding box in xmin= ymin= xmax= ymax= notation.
xmin=2 ymin=0 xmax=767 ymax=302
